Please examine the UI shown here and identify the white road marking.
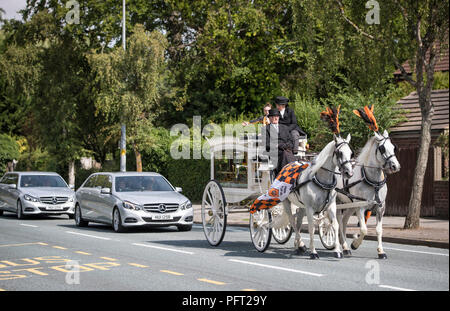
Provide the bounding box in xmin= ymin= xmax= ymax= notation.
xmin=65 ymin=231 xmax=111 ymax=240
xmin=379 ymin=284 xmax=417 ymax=291
xmin=228 ymin=259 xmax=324 ymax=277
xmin=132 ymin=243 xmax=195 ymax=255
xmin=383 ymin=247 xmax=449 ymax=257
xmin=20 ymin=224 xmax=38 ymax=228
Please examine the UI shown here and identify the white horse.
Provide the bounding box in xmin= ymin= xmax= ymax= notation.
xmin=283 ymin=134 xmax=354 ymax=259
xmin=336 ymin=130 xmax=401 ymax=259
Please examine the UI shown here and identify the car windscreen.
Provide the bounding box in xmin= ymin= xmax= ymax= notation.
xmin=20 ymin=175 xmax=67 ymax=188
xmin=115 ymin=176 xmax=173 ymax=192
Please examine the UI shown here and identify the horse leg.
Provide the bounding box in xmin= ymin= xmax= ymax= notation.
xmin=306 ymin=207 xmax=319 ymax=259
xmin=295 ymin=208 xmax=307 ymax=254
xmin=328 ymin=203 xmax=343 ymax=258
xmin=376 ymin=204 xmax=387 ymax=259
xmin=340 ymin=208 xmax=354 ymax=255
xmin=282 ymin=200 xmax=305 ymax=253
xmin=351 ymin=207 xmax=368 ymax=250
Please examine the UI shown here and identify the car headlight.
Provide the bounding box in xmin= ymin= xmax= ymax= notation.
xmin=122 ymin=201 xmax=142 ymax=211
xmin=24 ymin=194 xmax=39 ymax=202
xmin=180 ymin=200 xmax=192 ymax=210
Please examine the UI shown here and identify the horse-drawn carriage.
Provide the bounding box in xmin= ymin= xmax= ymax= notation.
xmin=201 ymin=106 xmax=400 ymax=259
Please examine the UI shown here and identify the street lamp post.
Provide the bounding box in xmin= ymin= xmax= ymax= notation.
xmin=120 ymin=0 xmax=126 ymax=172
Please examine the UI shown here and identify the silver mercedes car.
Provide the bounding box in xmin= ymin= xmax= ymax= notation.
xmin=74 ymin=172 xmax=193 ymax=232
xmin=0 ymin=172 xmax=76 ymax=219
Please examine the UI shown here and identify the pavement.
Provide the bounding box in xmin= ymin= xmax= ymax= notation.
xmin=193 ymin=204 xmax=449 ymax=249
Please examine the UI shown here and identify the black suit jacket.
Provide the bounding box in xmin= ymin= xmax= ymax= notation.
xmin=264 ymin=124 xmax=294 ymax=153
xmin=279 ymin=106 xmax=307 ymax=136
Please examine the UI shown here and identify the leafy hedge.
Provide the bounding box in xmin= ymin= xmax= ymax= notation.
xmin=166 ymin=158 xmax=210 ymax=203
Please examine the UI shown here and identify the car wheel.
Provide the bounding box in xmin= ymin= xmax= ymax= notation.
xmin=75 ymin=204 xmax=89 ymax=227
xmin=17 ymin=200 xmax=26 ymax=219
xmin=0 ymin=209 xmax=3 ymax=216
xmin=177 ymin=224 xmax=192 ymax=232
xmin=112 ymin=208 xmax=126 ymax=233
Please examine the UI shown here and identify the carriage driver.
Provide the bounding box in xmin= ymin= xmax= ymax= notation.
xmin=274 ymin=96 xmax=307 ymax=154
xmin=264 ymin=108 xmax=296 ymax=176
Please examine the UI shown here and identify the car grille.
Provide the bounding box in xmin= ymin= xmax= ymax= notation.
xmin=38 ymin=207 xmax=70 ymax=211
xmin=142 ymin=216 xmax=181 ymax=223
xmin=143 ymin=203 xmax=179 ymax=213
xmin=39 ymin=196 xmax=69 ymax=205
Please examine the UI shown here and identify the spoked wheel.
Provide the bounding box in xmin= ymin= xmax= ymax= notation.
xmin=250 ymin=209 xmax=272 ymax=252
xmin=270 ymin=204 xmax=292 ymax=244
xmin=272 ymin=225 xmax=293 ymax=244
xmin=318 ymin=212 xmax=336 ymax=250
xmin=202 ymin=180 xmax=227 ymax=246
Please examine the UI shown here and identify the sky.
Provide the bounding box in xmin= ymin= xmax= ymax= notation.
xmin=0 ymin=0 xmax=27 ymax=21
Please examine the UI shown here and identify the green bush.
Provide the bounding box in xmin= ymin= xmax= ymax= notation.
xmin=15 ymin=147 xmax=58 ymax=172
xmin=0 ymin=134 xmax=20 ymax=174
xmin=166 ymin=158 xmax=210 ymax=203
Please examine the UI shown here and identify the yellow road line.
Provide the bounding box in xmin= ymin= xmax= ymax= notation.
xmin=242 ymin=288 xmax=257 ymax=291
xmin=52 ymin=246 xmax=67 ymax=250
xmin=160 ymin=270 xmax=184 ymax=276
xmin=100 ymin=257 xmax=117 ymax=261
xmin=0 ymin=288 xmax=6 ymax=291
xmin=75 ymin=251 xmax=91 ymax=255
xmin=128 ymin=263 xmax=149 ymax=268
xmin=197 ymin=278 xmax=226 ymax=285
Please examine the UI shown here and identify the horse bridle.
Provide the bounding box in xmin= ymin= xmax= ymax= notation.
xmin=376 ymin=137 xmax=398 ymax=170
xmin=333 ymin=141 xmax=354 ymax=171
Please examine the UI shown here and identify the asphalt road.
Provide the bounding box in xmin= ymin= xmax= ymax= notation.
xmin=0 ymin=212 xmax=448 ymax=292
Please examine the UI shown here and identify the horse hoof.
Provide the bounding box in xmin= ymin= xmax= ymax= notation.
xmin=297 ymin=245 xmax=307 ymax=254
xmin=334 ymin=252 xmax=343 ymax=259
xmin=310 ymin=253 xmax=319 ymax=260
xmin=378 ymin=253 xmax=388 ymax=259
xmin=343 ymin=249 xmax=352 ymax=256
xmin=351 ymin=242 xmax=358 ymax=250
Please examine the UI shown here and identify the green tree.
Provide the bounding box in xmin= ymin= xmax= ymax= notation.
xmin=89 ymin=24 xmax=168 ymax=172
xmin=319 ymin=0 xmax=449 ymax=229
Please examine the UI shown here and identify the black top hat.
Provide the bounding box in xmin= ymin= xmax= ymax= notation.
xmin=274 ymin=96 xmax=289 ymax=105
xmin=267 ymin=108 xmax=281 ymax=117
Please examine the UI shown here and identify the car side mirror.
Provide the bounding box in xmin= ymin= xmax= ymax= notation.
xmin=8 ymin=184 xmax=17 ymax=189
xmin=101 ymin=187 xmax=111 ymax=194
xmin=175 ymin=187 xmax=182 ymax=192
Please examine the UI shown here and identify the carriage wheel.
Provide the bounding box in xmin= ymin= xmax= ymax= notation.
xmin=270 ymin=204 xmax=293 ymax=244
xmin=202 ymin=180 xmax=227 ymax=246
xmin=250 ymin=209 xmax=272 ymax=252
xmin=272 ymin=225 xmax=293 ymax=244
xmin=318 ymin=213 xmax=336 ymax=250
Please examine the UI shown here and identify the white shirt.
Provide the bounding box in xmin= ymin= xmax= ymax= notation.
xmin=280 ymin=109 xmax=285 ymax=118
xmin=271 ymin=124 xmax=279 ymax=132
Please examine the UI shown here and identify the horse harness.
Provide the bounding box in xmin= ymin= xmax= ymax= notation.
xmin=292 ymin=141 xmax=350 ymax=213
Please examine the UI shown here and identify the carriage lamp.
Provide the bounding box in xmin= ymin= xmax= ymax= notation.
xmin=23 ymin=194 xmax=39 ymax=202
xmin=122 ymin=201 xmax=143 ymax=211
xmin=180 ymin=200 xmax=192 ymax=210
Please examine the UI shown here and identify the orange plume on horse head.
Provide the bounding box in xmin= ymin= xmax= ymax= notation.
xmin=320 ymin=105 xmax=341 ymax=135
xmin=353 ymin=104 xmax=379 ymax=132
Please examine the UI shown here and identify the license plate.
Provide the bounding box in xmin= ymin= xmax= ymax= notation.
xmin=46 ymin=206 xmax=63 ymax=210
xmin=152 ymin=214 xmax=173 ymax=220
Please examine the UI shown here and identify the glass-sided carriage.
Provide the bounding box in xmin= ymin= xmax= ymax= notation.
xmin=200 ymin=133 xmax=373 ymax=253
xmin=201 ymin=134 xmax=296 ymax=252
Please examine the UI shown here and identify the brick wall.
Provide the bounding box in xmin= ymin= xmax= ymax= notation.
xmin=434 ymin=180 xmax=449 ymax=219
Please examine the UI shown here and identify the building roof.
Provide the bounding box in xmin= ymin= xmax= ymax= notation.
xmin=394 ymin=41 xmax=449 ymax=76
xmin=391 ymin=89 xmax=449 ymax=134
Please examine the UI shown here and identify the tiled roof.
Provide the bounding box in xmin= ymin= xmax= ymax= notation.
xmin=393 ymin=41 xmax=449 ymax=75
xmin=391 ymin=89 xmax=449 ymax=133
